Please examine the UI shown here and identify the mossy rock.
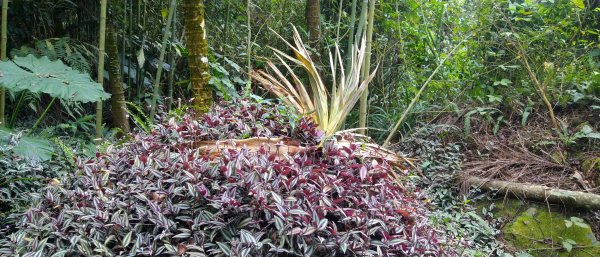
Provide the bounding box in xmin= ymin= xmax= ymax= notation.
xmin=503 ymin=207 xmax=600 ymax=256
xmin=475 ymin=198 xmax=526 ymax=222
xmin=494 ymin=198 xmax=525 ymax=221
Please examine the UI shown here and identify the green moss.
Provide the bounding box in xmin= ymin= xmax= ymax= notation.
xmin=494 ymin=199 xmax=525 ymax=221
xmin=475 ymin=198 xmax=525 ymax=221
xmin=503 ymin=207 xmax=600 ymax=257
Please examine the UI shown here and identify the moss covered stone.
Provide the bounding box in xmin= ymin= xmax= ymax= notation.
xmin=503 ymin=207 xmax=600 ymax=256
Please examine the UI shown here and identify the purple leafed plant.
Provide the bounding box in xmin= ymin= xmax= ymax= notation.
xmin=0 ymin=99 xmax=448 ymax=257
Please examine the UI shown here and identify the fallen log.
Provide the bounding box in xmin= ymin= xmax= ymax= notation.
xmin=184 ymin=137 xmax=411 ymax=169
xmin=468 ymin=176 xmax=600 ymax=209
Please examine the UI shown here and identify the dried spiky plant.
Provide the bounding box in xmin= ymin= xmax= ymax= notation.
xmin=251 ymin=26 xmax=376 ymax=137
xmin=247 ymin=27 xmax=411 ymax=169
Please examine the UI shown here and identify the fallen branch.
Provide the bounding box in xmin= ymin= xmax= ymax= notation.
xmin=184 ymin=137 xmax=410 ymax=169
xmin=468 ymin=176 xmax=600 ymax=209
xmin=189 ymin=137 xmax=304 ymax=159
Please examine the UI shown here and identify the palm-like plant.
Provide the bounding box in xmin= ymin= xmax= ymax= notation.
xmin=237 ymin=27 xmax=410 ymax=170
xmin=250 ymin=26 xmax=376 ymax=137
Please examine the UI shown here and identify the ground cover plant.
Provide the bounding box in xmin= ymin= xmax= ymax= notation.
xmin=0 ymin=99 xmax=449 ymax=257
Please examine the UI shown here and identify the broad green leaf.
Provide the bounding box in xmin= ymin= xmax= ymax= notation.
xmin=13 ymin=136 xmax=53 ymax=162
xmin=0 ymin=127 xmax=53 ymax=162
xmin=0 ymin=54 xmax=110 ymax=103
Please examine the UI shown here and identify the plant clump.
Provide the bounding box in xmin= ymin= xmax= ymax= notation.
xmin=0 ymin=99 xmax=447 ymax=257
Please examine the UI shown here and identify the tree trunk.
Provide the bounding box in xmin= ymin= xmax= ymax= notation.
xmin=183 ymin=0 xmax=212 ymax=114
xmin=468 ymin=176 xmax=600 ymax=209
xmin=0 ymin=0 xmax=9 ymax=126
xmin=106 ymin=25 xmax=130 ymax=134
xmin=358 ymin=0 xmax=375 ymax=135
xmin=305 ymin=0 xmax=320 ymax=50
xmin=95 ymin=0 xmax=108 ymax=142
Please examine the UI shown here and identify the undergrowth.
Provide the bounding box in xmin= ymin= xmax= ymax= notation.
xmin=0 ymin=99 xmax=450 ymax=257
xmin=398 ymin=125 xmax=508 ymax=256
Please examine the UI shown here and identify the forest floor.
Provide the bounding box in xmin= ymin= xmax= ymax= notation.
xmin=425 ymin=106 xmax=600 ymax=255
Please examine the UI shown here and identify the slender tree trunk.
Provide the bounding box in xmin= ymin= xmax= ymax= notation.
xmin=167 ymin=7 xmax=177 ymax=110
xmin=344 ymin=0 xmax=358 ymax=74
xmin=95 ymin=0 xmax=108 ymax=142
xmin=183 ymin=0 xmax=212 ymax=114
xmin=305 ymin=0 xmax=321 ymax=50
xmin=0 ymin=0 xmax=8 ymax=126
xmin=358 ymin=0 xmax=375 ymax=135
xmin=106 ymin=25 xmax=130 ymax=134
xmin=149 ymin=0 xmax=177 ymax=120
xmin=246 ymin=0 xmax=252 ymax=92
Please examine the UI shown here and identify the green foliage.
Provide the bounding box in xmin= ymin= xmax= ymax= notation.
xmin=559 ymin=124 xmax=600 ymax=146
xmin=472 ymin=0 xmax=599 ymax=110
xmin=0 ymin=128 xmax=54 ymax=162
xmin=0 ymin=54 xmax=110 ymax=103
xmin=464 ymin=107 xmax=505 ymax=135
xmin=125 ymin=101 xmax=151 ymax=133
xmin=398 ymin=125 xmax=503 ymax=256
xmin=208 ymin=53 xmax=244 ymax=100
xmin=11 ymin=37 xmax=93 ymax=73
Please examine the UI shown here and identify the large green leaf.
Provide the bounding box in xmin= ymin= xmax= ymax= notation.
xmin=0 ymin=128 xmax=54 ymax=162
xmin=0 ymin=54 xmax=110 ymax=103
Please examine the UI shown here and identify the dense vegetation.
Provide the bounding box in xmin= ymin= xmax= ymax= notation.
xmin=0 ymin=0 xmax=598 ymax=256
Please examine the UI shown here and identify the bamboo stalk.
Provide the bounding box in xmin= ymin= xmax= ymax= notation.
xmin=95 ymin=0 xmax=108 ymax=143
xmin=167 ymin=6 xmax=177 ymax=110
xmin=0 ymin=0 xmax=8 ymax=127
xmin=515 ymin=43 xmax=560 ymax=132
xmin=149 ymin=0 xmax=177 ymax=120
xmin=354 ymin=0 xmax=368 ymax=48
xmin=358 ymin=0 xmax=376 ymax=135
xmin=246 ymin=0 xmax=252 ymax=92
xmin=468 ymin=176 xmax=600 ymax=209
xmin=344 ymin=0 xmax=358 ymax=74
xmin=331 ymin=0 xmax=344 ymax=98
xmin=501 ymin=12 xmax=561 ymax=132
